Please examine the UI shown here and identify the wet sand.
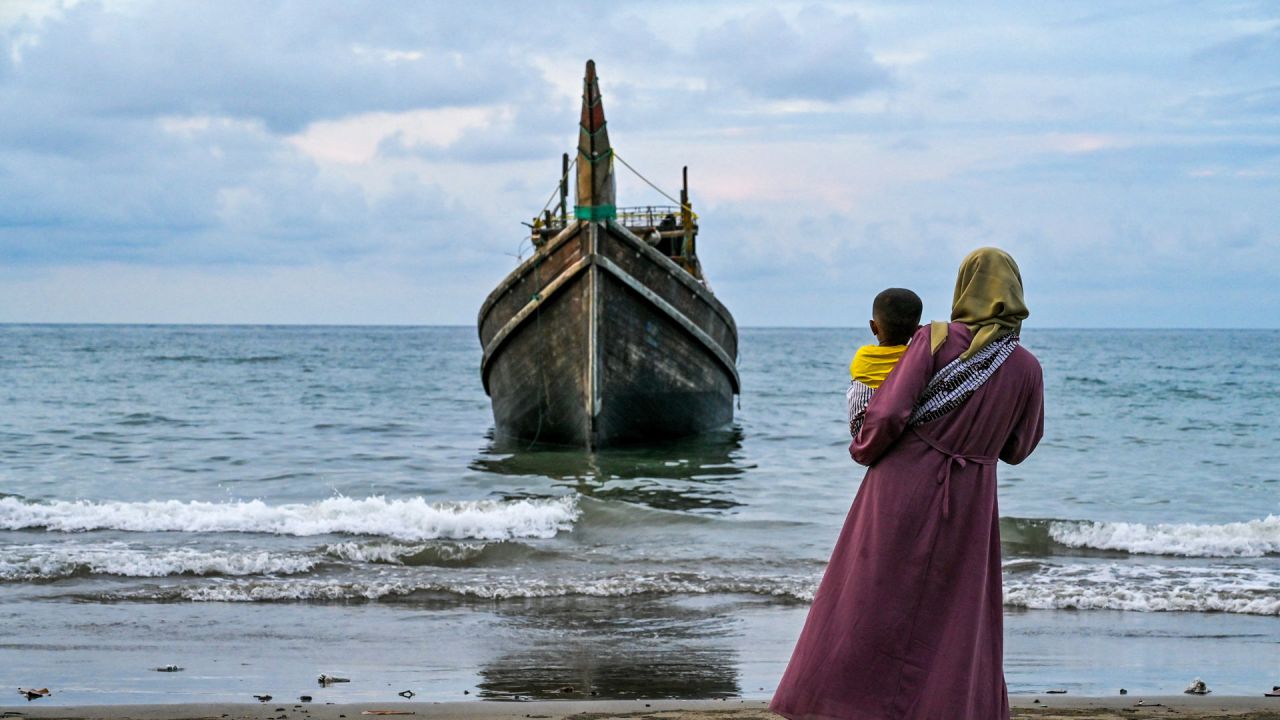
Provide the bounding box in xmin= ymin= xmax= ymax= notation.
xmin=4 ymin=697 xmax=1280 ymax=720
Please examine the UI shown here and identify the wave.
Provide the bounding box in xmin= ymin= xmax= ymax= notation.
xmin=1001 ymin=515 xmax=1280 ymax=558
xmin=0 ymin=544 xmax=318 ymax=581
xmin=89 ymin=562 xmax=1280 ymax=615
xmin=100 ymin=572 xmax=819 ymax=603
xmin=115 ymin=412 xmax=192 ymax=427
xmin=324 ymin=540 xmax=550 ymax=567
xmin=0 ymin=539 xmax=551 ymax=580
xmin=147 ymin=354 xmax=285 ymax=364
xmin=1004 ymin=562 xmax=1280 ymax=616
xmin=0 ymin=495 xmax=580 ymax=542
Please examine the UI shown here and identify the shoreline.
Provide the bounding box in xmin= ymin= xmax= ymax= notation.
xmin=5 ymin=697 xmax=1280 ymax=720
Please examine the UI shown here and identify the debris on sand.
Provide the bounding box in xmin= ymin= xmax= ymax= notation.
xmin=1184 ymin=678 xmax=1211 ymax=695
xmin=253 ymin=695 xmax=273 ymax=703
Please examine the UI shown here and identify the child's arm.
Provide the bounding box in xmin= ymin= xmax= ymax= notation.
xmin=846 ymin=380 xmax=875 ymax=437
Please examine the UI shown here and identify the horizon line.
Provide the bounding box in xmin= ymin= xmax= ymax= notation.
xmin=2 ymin=322 xmax=1277 ymax=331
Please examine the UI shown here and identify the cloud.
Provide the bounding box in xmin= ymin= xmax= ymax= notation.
xmin=0 ymin=110 xmax=504 ymax=269
xmin=0 ymin=262 xmax=493 ymax=324
xmin=0 ymin=0 xmax=542 ymax=279
xmin=376 ymin=104 xmax=569 ymax=164
xmin=2 ymin=1 xmax=1279 ymax=326
xmin=1186 ymin=85 xmax=1280 ymax=120
xmin=3 ymin=1 xmax=545 ymax=135
xmin=695 ymin=5 xmax=891 ymax=102
xmin=1194 ymin=24 xmax=1280 ymax=66
xmin=978 ymin=140 xmax=1280 ymax=185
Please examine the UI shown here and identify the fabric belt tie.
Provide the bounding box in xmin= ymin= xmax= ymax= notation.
xmin=913 ymin=429 xmax=997 ymax=519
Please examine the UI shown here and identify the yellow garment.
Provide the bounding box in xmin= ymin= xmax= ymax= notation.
xmin=929 ymin=320 xmax=949 ymax=355
xmin=951 ymin=247 xmax=1030 ymax=360
xmin=849 ymin=344 xmax=908 ymax=389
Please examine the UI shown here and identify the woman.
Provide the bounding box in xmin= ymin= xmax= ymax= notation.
xmin=771 ymin=247 xmax=1044 ymax=720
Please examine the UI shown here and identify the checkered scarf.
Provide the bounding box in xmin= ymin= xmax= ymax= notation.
xmin=907 ymin=332 xmax=1019 ymax=427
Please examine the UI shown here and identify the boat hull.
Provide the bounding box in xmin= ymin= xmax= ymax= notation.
xmin=478 ymin=220 xmax=738 ymax=447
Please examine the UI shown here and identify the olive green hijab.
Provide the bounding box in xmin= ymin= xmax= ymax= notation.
xmin=945 ymin=247 xmax=1029 ymax=360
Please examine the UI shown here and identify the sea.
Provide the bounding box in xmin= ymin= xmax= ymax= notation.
xmin=1 ymin=325 xmax=1277 ymax=705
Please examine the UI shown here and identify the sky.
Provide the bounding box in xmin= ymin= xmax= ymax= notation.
xmin=1 ymin=1 xmax=1277 ymax=327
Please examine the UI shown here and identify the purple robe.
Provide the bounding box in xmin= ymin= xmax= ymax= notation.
xmin=771 ymin=322 xmax=1044 ymax=720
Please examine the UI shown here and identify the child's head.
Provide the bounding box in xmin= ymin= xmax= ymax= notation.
xmin=870 ymin=288 xmax=922 ymax=345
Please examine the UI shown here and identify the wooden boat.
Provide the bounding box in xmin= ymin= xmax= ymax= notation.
xmin=477 ymin=60 xmax=739 ymax=447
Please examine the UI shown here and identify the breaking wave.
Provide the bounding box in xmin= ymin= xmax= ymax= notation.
xmin=1004 ymin=562 xmax=1280 ymax=616
xmin=0 ymin=539 xmax=553 ymax=580
xmin=324 ymin=540 xmax=550 ymax=567
xmin=101 ymin=572 xmax=820 ymax=603
xmin=1001 ymin=515 xmax=1280 ymax=558
xmin=0 ymin=543 xmax=317 ymax=581
xmin=0 ymin=495 xmax=580 ymax=542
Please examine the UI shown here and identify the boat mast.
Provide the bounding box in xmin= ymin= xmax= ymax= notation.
xmin=575 ymin=59 xmax=616 ymax=221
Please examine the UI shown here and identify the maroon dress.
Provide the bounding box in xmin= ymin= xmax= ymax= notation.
xmin=771 ymin=322 xmax=1044 ymax=720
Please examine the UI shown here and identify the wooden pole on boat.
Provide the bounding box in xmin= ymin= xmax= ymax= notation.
xmin=680 ymin=165 xmax=693 ymax=260
xmin=558 ymin=151 xmax=568 ymax=219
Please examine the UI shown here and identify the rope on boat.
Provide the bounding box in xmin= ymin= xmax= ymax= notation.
xmin=613 ymin=152 xmax=697 ymax=220
xmin=520 ymin=148 xmax=698 ymax=260
xmin=537 ymin=155 xmax=578 ymax=219
xmin=514 ymin=157 xmax=578 ymax=260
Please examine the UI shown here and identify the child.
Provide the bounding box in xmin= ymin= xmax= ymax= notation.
xmin=847 ymin=288 xmax=923 ymax=437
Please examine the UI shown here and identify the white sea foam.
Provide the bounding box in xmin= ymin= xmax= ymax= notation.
xmin=325 ymin=542 xmax=431 ymax=564
xmin=0 ymin=495 xmax=579 ymax=541
xmin=0 ymin=543 xmax=317 ymax=580
xmin=106 ymin=571 xmax=820 ymax=603
xmin=325 ymin=541 xmax=490 ymax=564
xmin=83 ymin=560 xmax=1280 ymax=614
xmin=1048 ymin=515 xmax=1280 ymax=557
xmin=1004 ymin=562 xmax=1280 ymax=616
xmin=59 ymin=555 xmax=1280 ymax=616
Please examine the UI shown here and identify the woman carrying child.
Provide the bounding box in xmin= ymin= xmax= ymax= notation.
xmin=771 ymin=247 xmax=1045 ymax=720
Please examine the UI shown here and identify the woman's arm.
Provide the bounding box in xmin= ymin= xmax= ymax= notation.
xmin=1000 ymin=354 xmax=1045 ymax=465
xmin=850 ymin=325 xmax=935 ymax=466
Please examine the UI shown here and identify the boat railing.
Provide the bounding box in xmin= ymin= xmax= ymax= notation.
xmin=536 ymin=205 xmax=695 ymax=232
xmin=531 ymin=205 xmax=700 ymax=280
xmin=605 ymin=205 xmax=696 ymax=231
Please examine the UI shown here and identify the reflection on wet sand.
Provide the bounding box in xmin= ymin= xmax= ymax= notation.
xmin=477 ymin=651 xmax=740 ymax=700
xmin=472 ymin=429 xmax=750 ymax=512
xmin=475 ymin=596 xmax=742 ymax=700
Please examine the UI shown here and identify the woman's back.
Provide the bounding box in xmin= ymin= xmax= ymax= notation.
xmin=916 ymin=322 xmax=1043 ymax=465
xmin=851 ymin=321 xmax=1043 ymax=469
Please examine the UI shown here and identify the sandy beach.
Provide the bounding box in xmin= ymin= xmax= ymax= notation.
xmin=4 ymin=697 xmax=1280 ymax=720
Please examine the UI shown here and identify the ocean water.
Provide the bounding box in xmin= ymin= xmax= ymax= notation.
xmin=1 ymin=325 xmax=1277 ymax=704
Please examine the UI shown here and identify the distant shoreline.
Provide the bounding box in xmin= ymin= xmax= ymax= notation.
xmin=5 ymin=697 xmax=1280 ymax=720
